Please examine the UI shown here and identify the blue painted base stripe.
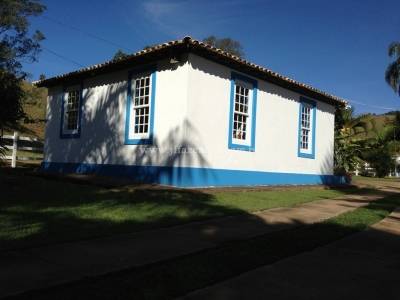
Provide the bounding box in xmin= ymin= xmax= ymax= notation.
xmin=41 ymin=162 xmax=345 ymax=187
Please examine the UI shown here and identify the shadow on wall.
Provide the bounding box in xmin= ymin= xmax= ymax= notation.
xmin=43 ymin=78 xmax=214 ymax=187
xmin=318 ymin=104 xmax=345 ymax=184
xmin=319 ymin=152 xmax=345 ymax=184
xmin=129 ymin=120 xmax=215 ymax=186
xmin=42 ymin=58 xmax=343 ymax=187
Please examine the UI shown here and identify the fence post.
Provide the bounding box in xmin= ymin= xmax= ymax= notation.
xmin=11 ymin=132 xmax=18 ymax=168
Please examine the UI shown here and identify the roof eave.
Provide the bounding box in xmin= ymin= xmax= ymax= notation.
xmin=33 ymin=41 xmax=189 ymax=88
xmin=33 ymin=36 xmax=346 ymax=107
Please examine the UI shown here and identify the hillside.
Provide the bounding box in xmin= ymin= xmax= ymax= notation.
xmin=365 ymin=114 xmax=396 ymax=139
xmin=3 ymin=81 xmax=47 ymax=138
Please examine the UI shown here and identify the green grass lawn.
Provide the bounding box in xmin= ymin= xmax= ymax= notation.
xmin=13 ymin=191 xmax=400 ymax=300
xmin=353 ymin=175 xmax=400 ymax=182
xmin=0 ymin=173 xmax=362 ymax=252
xmin=3 ymin=150 xmax=43 ymax=168
xmin=4 ymin=149 xmax=43 ymax=158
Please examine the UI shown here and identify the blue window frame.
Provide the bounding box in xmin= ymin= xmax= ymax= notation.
xmin=298 ymin=96 xmax=316 ymax=158
xmin=60 ymin=82 xmax=83 ymax=139
xmin=125 ymin=64 xmax=157 ymax=145
xmin=228 ymin=72 xmax=257 ymax=151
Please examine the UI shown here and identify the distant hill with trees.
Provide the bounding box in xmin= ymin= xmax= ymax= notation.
xmin=3 ymin=81 xmax=47 ymax=138
xmin=381 ymin=110 xmax=399 ymax=115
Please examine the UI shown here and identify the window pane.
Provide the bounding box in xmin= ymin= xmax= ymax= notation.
xmin=129 ymin=72 xmax=154 ymax=139
xmin=132 ymin=75 xmax=151 ymax=134
xmin=232 ymin=84 xmax=250 ymax=141
xmin=67 ymin=90 xmax=80 ymax=111
xmin=65 ymin=89 xmax=80 ymax=132
xmin=233 ymin=113 xmax=247 ymax=140
xmin=66 ymin=111 xmax=78 ymax=130
xmin=301 ymin=129 xmax=309 ymax=149
xmin=234 ymin=84 xmax=249 ymax=117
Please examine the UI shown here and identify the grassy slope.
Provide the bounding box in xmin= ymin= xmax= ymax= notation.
xmin=3 ymin=81 xmax=47 ymax=138
xmin=355 ymin=114 xmax=395 ymax=140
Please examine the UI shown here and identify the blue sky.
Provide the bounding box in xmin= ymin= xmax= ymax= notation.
xmin=23 ymin=0 xmax=400 ymax=115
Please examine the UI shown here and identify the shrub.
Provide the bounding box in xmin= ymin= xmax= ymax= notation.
xmin=363 ymin=147 xmax=392 ymax=177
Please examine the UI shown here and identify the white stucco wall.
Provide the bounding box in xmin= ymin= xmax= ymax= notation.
xmin=43 ymin=53 xmax=336 ymax=178
xmin=184 ymin=54 xmax=335 ymax=175
xmin=43 ymin=58 xmax=192 ymax=167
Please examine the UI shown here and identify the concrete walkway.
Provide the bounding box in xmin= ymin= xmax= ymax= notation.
xmin=1 ymin=180 xmax=399 ymax=299
xmin=177 ymin=205 xmax=400 ymax=300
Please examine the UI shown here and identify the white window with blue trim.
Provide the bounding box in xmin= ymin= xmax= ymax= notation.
xmin=228 ymin=72 xmax=257 ymax=151
xmin=298 ymin=97 xmax=316 ymax=158
xmin=60 ymin=83 xmax=83 ymax=139
xmin=125 ymin=65 xmax=156 ymax=145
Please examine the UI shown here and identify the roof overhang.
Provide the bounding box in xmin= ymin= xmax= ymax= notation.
xmin=33 ymin=36 xmax=346 ymax=108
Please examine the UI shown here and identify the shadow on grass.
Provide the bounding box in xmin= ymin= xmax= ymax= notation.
xmin=0 ymin=168 xmax=393 ymax=253
xmin=6 ymin=192 xmax=400 ymax=300
xmin=0 ymin=172 xmax=246 ymax=252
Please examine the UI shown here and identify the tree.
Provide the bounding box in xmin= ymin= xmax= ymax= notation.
xmin=0 ymin=70 xmax=25 ymax=161
xmin=333 ymin=131 xmax=363 ymax=175
xmin=391 ymin=110 xmax=400 ymax=137
xmin=0 ymin=0 xmax=46 ymax=77
xmin=202 ymin=35 xmax=245 ymax=58
xmin=113 ymin=50 xmax=128 ymax=60
xmin=369 ymin=122 xmax=395 ymax=148
xmin=334 ymin=106 xmax=370 ymax=136
xmin=0 ymin=0 xmax=46 ymax=161
xmin=360 ymin=123 xmax=396 ymax=178
xmin=393 ymin=112 xmax=400 ymax=175
xmin=385 ymin=41 xmax=400 ymax=96
xmin=39 ymin=74 xmax=46 ymax=81
xmin=142 ymin=45 xmax=155 ymax=50
xmin=333 ymin=106 xmax=372 ymax=175
xmin=363 ymin=146 xmax=392 ymax=178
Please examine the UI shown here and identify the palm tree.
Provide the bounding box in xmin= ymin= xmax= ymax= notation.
xmin=363 ymin=123 xmax=395 ymax=178
xmin=333 ymin=133 xmax=363 ymax=175
xmin=334 ymin=106 xmax=371 ymax=137
xmin=385 ymin=41 xmax=400 ymax=95
xmin=368 ymin=122 xmax=395 ymax=148
xmin=333 ymin=107 xmax=371 ymax=175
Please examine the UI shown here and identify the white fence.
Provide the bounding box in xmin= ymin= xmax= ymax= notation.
xmin=2 ymin=132 xmax=44 ymax=168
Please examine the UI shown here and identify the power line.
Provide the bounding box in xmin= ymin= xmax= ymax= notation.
xmin=344 ymin=98 xmax=399 ymax=111
xmin=41 ymin=15 xmax=134 ymax=53
xmin=42 ymin=46 xmax=85 ymax=68
xmin=35 ymin=16 xmax=400 ymax=111
xmin=9 ymin=28 xmax=86 ymax=69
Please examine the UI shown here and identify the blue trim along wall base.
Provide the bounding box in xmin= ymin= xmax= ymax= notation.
xmin=41 ymin=162 xmax=345 ymax=187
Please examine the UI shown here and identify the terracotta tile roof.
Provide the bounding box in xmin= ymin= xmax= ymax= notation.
xmin=33 ymin=36 xmax=346 ymax=107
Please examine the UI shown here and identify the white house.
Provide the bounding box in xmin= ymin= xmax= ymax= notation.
xmin=34 ymin=36 xmax=346 ymax=187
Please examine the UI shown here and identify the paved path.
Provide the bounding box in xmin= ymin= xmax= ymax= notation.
xmin=177 ymin=205 xmax=400 ymax=300
xmin=0 ymin=180 xmax=399 ymax=299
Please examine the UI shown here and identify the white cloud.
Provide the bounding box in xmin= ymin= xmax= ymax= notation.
xmin=138 ymin=0 xmax=245 ymax=40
